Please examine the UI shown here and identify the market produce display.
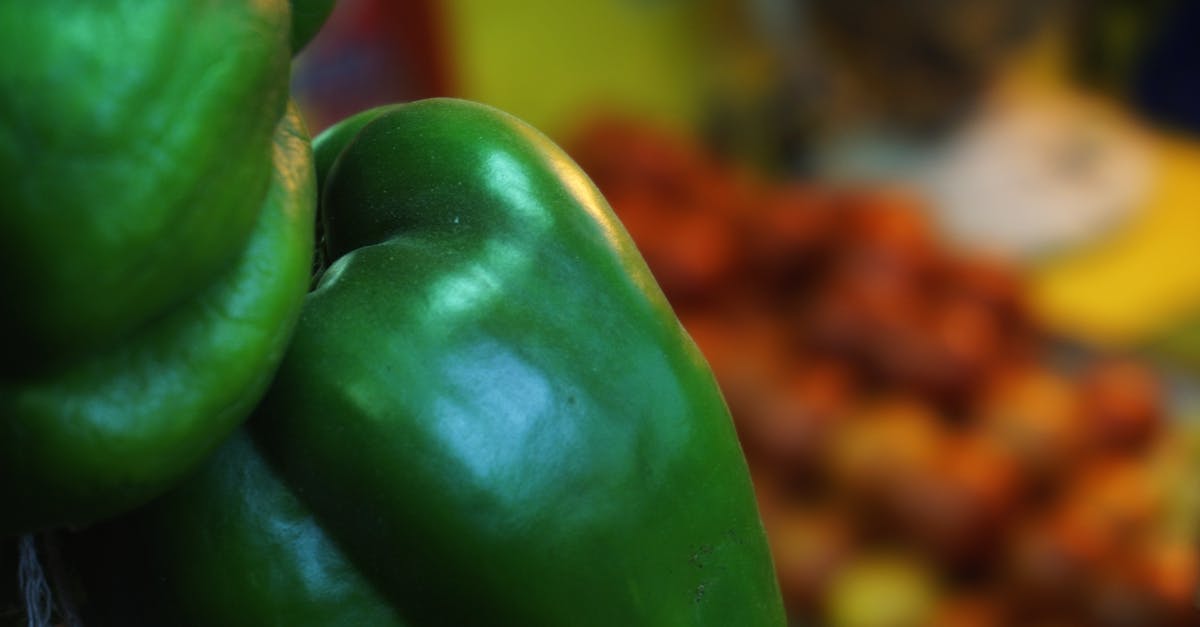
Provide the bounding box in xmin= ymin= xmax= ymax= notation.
xmin=570 ymin=118 xmax=1200 ymax=627
xmin=16 ymin=2 xmax=1198 ymax=626
xmin=0 ymin=0 xmax=312 ymax=535
xmin=59 ymin=99 xmax=785 ymax=626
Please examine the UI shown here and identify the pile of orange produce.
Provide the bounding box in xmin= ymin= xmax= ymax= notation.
xmin=569 ymin=119 xmax=1200 ymax=627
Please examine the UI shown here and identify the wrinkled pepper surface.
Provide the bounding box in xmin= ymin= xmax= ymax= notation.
xmin=71 ymin=99 xmax=786 ymax=625
xmin=0 ymin=0 xmax=314 ymax=534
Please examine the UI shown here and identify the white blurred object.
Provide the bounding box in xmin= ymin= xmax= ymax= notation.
xmin=814 ymin=88 xmax=1154 ymax=262
xmin=922 ymin=91 xmax=1153 ymax=259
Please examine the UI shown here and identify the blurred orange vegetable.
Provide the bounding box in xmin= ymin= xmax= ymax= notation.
xmin=569 ymin=116 xmax=1199 ymax=626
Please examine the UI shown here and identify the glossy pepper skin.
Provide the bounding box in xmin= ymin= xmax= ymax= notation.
xmin=0 ymin=101 xmax=315 ymax=535
xmin=71 ymin=99 xmax=786 ymax=626
xmin=0 ymin=1 xmax=316 ymax=535
xmin=0 ymin=0 xmax=293 ymax=371
xmin=67 ymin=429 xmax=406 ymax=626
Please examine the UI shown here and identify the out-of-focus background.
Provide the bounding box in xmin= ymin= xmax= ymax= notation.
xmin=294 ymin=2 xmax=1200 ymax=625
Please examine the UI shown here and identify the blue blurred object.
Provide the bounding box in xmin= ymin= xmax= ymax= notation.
xmin=291 ymin=0 xmax=450 ymax=134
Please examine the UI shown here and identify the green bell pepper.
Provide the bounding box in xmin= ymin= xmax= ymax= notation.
xmin=0 ymin=0 xmax=313 ymax=534
xmin=69 ymin=99 xmax=785 ymax=625
xmin=0 ymin=0 xmax=293 ymax=370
